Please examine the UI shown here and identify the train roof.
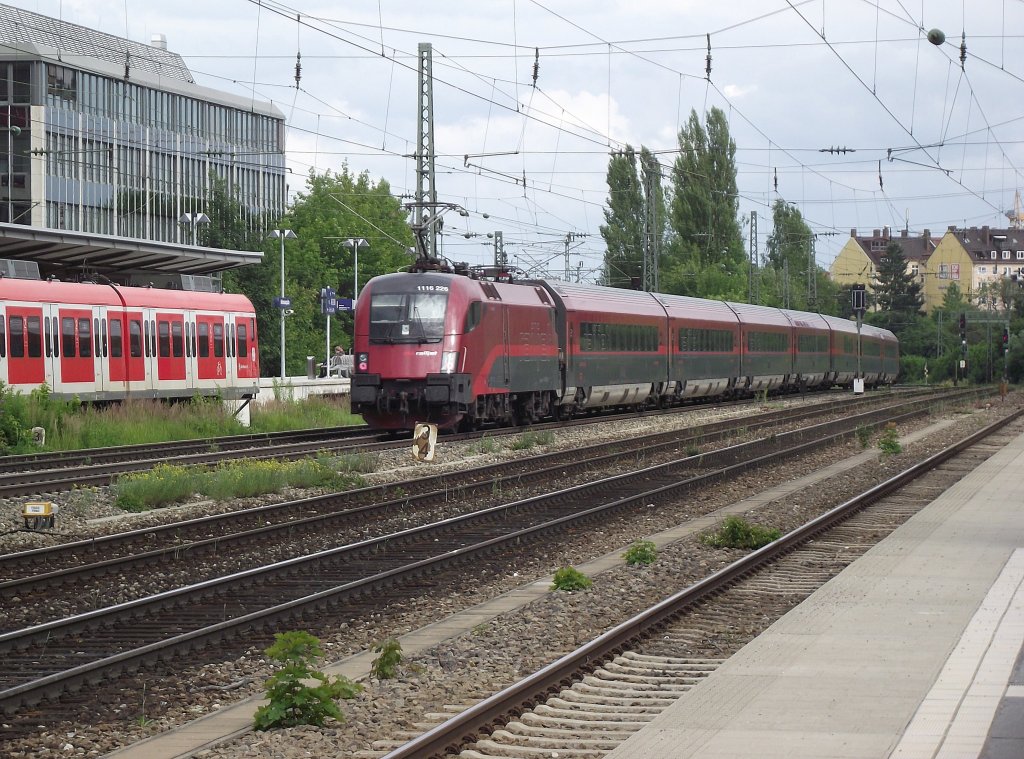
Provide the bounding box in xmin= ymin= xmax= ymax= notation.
xmin=536 ymin=279 xmax=665 ymax=317
xmin=651 ymin=292 xmax=739 ymax=325
xmin=0 ymin=278 xmax=255 ymax=311
xmin=779 ymin=309 xmax=831 ymax=331
xmin=725 ymin=301 xmax=792 ymax=328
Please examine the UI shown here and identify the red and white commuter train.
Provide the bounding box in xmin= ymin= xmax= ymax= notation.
xmin=0 ymin=277 xmax=260 ymax=401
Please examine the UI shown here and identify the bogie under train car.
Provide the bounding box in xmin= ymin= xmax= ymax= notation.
xmin=351 ymin=269 xmax=899 ymax=431
xmin=0 ymin=277 xmax=260 ymax=401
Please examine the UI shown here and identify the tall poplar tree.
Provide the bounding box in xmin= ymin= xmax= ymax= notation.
xmin=599 ymin=145 xmax=667 ymax=289
xmin=599 ymin=146 xmax=644 ymax=287
xmin=663 ymin=107 xmax=744 ymax=299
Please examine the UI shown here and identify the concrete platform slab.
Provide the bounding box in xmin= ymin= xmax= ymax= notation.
xmin=607 ymin=428 xmax=1024 ymax=759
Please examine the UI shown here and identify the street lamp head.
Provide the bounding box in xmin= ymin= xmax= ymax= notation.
xmin=178 ymin=212 xmax=210 ymax=225
xmin=270 ymin=229 xmax=297 ymax=240
xmin=342 ymin=237 xmax=368 ymax=249
xmin=3 ymin=125 xmax=20 ymax=136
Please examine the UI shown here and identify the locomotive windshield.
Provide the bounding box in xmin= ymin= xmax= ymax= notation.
xmin=369 ymin=290 xmax=448 ymax=343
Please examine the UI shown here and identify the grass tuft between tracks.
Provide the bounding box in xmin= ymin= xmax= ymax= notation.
xmin=113 ymin=455 xmax=367 ymax=511
xmin=702 ymin=515 xmax=781 ymax=550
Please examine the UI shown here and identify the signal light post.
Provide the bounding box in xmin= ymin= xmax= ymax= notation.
xmin=852 ymin=285 xmax=866 ymax=394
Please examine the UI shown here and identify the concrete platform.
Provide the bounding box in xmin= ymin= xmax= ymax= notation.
xmin=606 ymin=427 xmax=1024 ymax=759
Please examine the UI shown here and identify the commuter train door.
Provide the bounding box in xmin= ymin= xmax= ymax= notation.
xmin=5 ymin=305 xmax=44 ymax=387
xmin=195 ymin=314 xmax=227 ymax=384
xmin=57 ymin=308 xmax=96 ymax=388
xmin=154 ymin=311 xmax=186 ymax=389
xmin=107 ymin=311 xmax=146 ymax=389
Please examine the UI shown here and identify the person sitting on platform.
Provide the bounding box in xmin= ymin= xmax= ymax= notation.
xmin=328 ymin=345 xmax=352 ymax=378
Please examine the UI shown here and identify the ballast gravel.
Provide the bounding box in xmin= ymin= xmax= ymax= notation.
xmin=0 ymin=391 xmax=1016 ymax=759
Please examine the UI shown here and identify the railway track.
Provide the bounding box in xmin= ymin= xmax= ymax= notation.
xmin=0 ymin=389 xmax=966 ymax=628
xmin=0 ymin=388 xmax=933 ymax=498
xmin=0 ymin=390 xmax=973 ymax=719
xmin=377 ymin=408 xmax=1024 ymax=759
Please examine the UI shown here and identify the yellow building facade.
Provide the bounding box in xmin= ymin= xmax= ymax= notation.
xmin=922 ymin=232 xmax=975 ymax=310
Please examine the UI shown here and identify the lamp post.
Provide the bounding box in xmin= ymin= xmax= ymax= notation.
xmin=178 ymin=212 xmax=210 ymax=246
xmin=342 ymin=238 xmax=369 ymax=311
xmin=270 ymin=229 xmax=297 ymax=380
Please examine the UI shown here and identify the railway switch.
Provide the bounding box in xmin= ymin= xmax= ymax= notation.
xmin=23 ymin=500 xmax=59 ymax=530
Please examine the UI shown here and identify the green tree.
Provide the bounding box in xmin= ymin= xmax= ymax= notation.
xmin=599 ymin=146 xmax=666 ymax=290
xmin=600 ymin=146 xmax=644 ymax=288
xmin=226 ymin=166 xmax=415 ymax=376
xmin=663 ymin=107 xmax=745 ymax=300
xmin=762 ymin=200 xmax=818 ymax=310
xmin=870 ymin=242 xmax=924 ymax=336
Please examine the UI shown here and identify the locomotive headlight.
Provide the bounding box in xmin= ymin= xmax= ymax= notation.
xmin=440 ymin=351 xmax=458 ymax=373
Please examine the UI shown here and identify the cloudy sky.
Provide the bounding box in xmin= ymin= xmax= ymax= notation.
xmin=9 ymin=1 xmax=1024 ymax=278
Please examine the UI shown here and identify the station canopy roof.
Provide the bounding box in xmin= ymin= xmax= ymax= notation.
xmin=0 ymin=223 xmax=263 ymax=280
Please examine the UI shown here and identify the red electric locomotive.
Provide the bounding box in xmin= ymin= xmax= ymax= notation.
xmin=351 ymin=269 xmax=560 ymax=430
xmin=0 ymin=277 xmax=260 ymax=401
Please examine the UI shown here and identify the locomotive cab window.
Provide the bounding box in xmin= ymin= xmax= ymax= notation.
xmin=369 ymin=290 xmax=448 ymax=343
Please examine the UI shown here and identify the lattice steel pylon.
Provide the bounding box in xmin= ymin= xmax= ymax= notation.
xmin=748 ymin=210 xmax=759 ymax=304
xmin=493 ymin=231 xmax=505 ymax=268
xmin=642 ymin=163 xmax=660 ymax=292
xmin=415 ymin=42 xmax=437 ymax=259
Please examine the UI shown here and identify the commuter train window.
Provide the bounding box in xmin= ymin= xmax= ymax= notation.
xmin=463 ymin=301 xmax=482 ymax=333
xmin=150 ymin=319 xmax=157 ymax=358
xmin=228 ymin=323 xmax=235 ymax=358
xmin=27 ymin=316 xmax=42 ymax=359
xmin=198 ymin=322 xmax=210 ymax=358
xmin=44 ymin=315 xmax=52 ymax=358
xmin=77 ymin=318 xmax=92 ymax=358
xmin=171 ymin=321 xmax=183 ymax=358
xmin=50 ymin=316 xmax=59 ymax=358
xmin=213 ymin=323 xmax=224 ymax=358
xmin=8 ymin=316 xmax=22 ymax=357
xmin=129 ymin=319 xmax=142 ymax=358
xmin=237 ymin=323 xmax=248 ymax=358
xmin=0 ymin=313 xmax=5 ymax=358
xmin=158 ymin=321 xmax=170 ymax=358
xmin=61 ymin=317 xmax=76 ymax=358
xmin=110 ymin=318 xmax=123 ymax=358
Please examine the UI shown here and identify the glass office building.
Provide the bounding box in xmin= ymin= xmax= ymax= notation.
xmin=0 ymin=4 xmax=286 ymax=243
